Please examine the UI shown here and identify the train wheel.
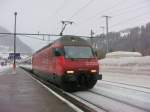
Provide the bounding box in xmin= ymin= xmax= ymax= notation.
xmin=86 ymin=76 xmax=97 ymax=89
xmin=77 ymin=74 xmax=97 ymax=90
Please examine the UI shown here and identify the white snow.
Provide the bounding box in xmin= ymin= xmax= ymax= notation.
xmin=99 ymin=52 xmax=150 ymax=75
xmin=105 ymin=51 xmax=142 ymax=58
xmin=93 ymin=82 xmax=150 ymax=111
xmin=74 ymin=91 xmax=146 ymax=112
xmin=0 ymin=64 xmax=11 ymax=73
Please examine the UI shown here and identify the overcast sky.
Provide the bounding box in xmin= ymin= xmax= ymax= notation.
xmin=0 ymin=0 xmax=150 ymax=51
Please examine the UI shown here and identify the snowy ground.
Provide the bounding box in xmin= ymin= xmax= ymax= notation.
xmin=73 ymin=56 xmax=150 ymax=112
xmin=99 ymin=56 xmax=150 ymax=75
xmin=99 ymin=56 xmax=150 ymax=88
xmin=0 ymin=64 xmax=11 ymax=73
xmin=73 ymin=80 xmax=150 ymax=112
xmin=100 ymin=72 xmax=150 ymax=88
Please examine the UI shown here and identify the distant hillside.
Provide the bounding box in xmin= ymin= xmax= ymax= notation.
xmin=0 ymin=26 xmax=33 ymax=54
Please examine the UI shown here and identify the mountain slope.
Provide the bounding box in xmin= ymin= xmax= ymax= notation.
xmin=0 ymin=26 xmax=33 ymax=54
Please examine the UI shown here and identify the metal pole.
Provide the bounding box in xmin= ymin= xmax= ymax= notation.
xmin=102 ymin=16 xmax=111 ymax=53
xmin=13 ymin=12 xmax=17 ymax=72
xmin=90 ymin=29 xmax=94 ymax=46
xmin=106 ymin=17 xmax=109 ymax=53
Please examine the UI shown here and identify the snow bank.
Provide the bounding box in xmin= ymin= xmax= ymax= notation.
xmin=100 ymin=56 xmax=150 ymax=66
xmin=99 ymin=52 xmax=150 ymax=75
xmin=106 ymin=51 xmax=142 ymax=58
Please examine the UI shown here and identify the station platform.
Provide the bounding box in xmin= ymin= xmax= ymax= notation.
xmin=0 ymin=67 xmax=76 ymax=112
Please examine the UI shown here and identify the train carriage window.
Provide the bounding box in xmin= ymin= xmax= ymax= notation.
xmin=54 ymin=48 xmax=64 ymax=56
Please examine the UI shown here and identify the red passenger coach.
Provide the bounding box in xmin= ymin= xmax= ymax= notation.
xmin=32 ymin=36 xmax=102 ymax=92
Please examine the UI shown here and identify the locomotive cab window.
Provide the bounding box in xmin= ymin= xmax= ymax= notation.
xmin=64 ymin=46 xmax=94 ymax=59
xmin=54 ymin=48 xmax=64 ymax=56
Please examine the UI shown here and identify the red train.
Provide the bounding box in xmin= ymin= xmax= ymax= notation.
xmin=32 ymin=36 xmax=102 ymax=92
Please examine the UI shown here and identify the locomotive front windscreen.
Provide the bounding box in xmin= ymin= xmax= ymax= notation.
xmin=64 ymin=46 xmax=94 ymax=59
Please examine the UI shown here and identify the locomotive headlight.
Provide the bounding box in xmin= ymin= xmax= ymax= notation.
xmin=91 ymin=70 xmax=97 ymax=73
xmin=66 ymin=70 xmax=74 ymax=74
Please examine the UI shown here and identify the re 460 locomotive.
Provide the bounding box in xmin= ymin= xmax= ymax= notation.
xmin=32 ymin=36 xmax=102 ymax=92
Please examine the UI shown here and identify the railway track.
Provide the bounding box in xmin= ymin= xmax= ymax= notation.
xmin=21 ymin=67 xmax=105 ymax=112
xmin=21 ymin=67 xmax=150 ymax=112
xmin=101 ymin=80 xmax=150 ymax=93
xmin=72 ymin=90 xmax=148 ymax=112
xmin=89 ymin=90 xmax=149 ymax=112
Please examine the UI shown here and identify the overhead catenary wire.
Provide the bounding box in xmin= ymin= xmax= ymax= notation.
xmin=104 ymin=0 xmax=150 ymax=16
xmin=77 ymin=0 xmax=149 ymax=26
xmin=60 ymin=0 xmax=95 ymax=35
xmin=0 ymin=34 xmax=13 ymax=38
xmin=0 ymin=33 xmax=60 ymax=36
xmin=110 ymin=10 xmax=150 ymax=29
xmin=112 ymin=3 xmax=150 ymax=18
xmin=74 ymin=0 xmax=150 ymax=35
xmin=39 ymin=0 xmax=71 ymax=31
xmin=90 ymin=0 xmax=124 ymax=17
xmin=69 ymin=0 xmax=95 ymax=19
xmin=72 ymin=0 xmax=126 ymax=34
xmin=21 ymin=35 xmax=50 ymax=41
xmin=77 ymin=0 xmax=124 ymax=24
xmin=0 ymin=33 xmax=52 ymax=41
xmin=0 ymin=32 xmax=92 ymax=40
xmin=50 ymin=0 xmax=71 ymax=17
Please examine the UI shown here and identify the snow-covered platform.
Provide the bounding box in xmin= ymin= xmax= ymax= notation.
xmin=0 ymin=67 xmax=76 ymax=112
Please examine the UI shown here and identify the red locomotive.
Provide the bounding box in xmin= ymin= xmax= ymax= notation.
xmin=32 ymin=36 xmax=102 ymax=92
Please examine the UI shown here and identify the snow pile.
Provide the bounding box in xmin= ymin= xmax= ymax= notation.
xmin=99 ymin=52 xmax=150 ymax=75
xmin=106 ymin=51 xmax=142 ymax=58
xmin=100 ymin=56 xmax=150 ymax=66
